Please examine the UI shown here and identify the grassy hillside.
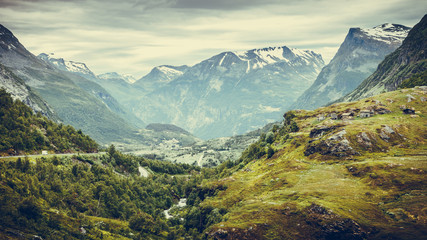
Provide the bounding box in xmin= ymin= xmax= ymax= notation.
xmin=194 ymin=87 xmax=427 ymax=239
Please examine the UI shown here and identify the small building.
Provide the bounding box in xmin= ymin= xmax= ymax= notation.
xmin=41 ymin=150 xmax=48 ymax=155
xmin=329 ymin=113 xmax=338 ymax=120
xmin=360 ymin=110 xmax=371 ymax=118
xmin=341 ymin=112 xmax=354 ymax=120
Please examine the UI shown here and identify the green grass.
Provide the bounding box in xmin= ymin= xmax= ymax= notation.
xmin=201 ymin=88 xmax=427 ymax=239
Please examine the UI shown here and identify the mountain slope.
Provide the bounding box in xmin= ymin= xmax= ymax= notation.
xmin=292 ymin=23 xmax=410 ymax=110
xmin=134 ymin=65 xmax=189 ymax=93
xmin=340 ymin=14 xmax=427 ymax=102
xmin=0 ymin=24 xmax=139 ymax=144
xmin=196 ymin=87 xmax=427 ymax=239
xmin=0 ymin=63 xmax=58 ymax=120
xmin=38 ymin=54 xmax=146 ymax=128
xmin=0 ymin=89 xmax=98 ymax=155
xmin=134 ymin=46 xmax=324 ymax=139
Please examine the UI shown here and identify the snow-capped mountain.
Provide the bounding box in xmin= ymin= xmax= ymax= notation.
xmin=134 ymin=65 xmax=189 ymax=93
xmin=38 ymin=53 xmax=96 ymax=79
xmin=0 ymin=24 xmax=142 ymax=143
xmin=291 ymin=23 xmax=410 ymax=110
xmin=340 ymin=15 xmax=426 ymax=102
xmin=98 ymin=72 xmax=136 ymax=84
xmin=37 ymin=54 xmax=146 ymax=129
xmin=133 ymin=46 xmax=324 ymax=139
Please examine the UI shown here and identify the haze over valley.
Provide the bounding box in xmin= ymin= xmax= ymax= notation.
xmin=0 ymin=1 xmax=426 ymax=239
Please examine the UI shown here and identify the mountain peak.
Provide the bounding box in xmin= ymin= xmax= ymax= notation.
xmin=291 ymin=22 xmax=410 ymax=110
xmin=38 ymin=53 xmax=96 ymax=78
xmin=231 ymin=46 xmax=324 ymax=71
xmin=357 ymin=23 xmax=411 ymax=43
xmin=0 ymin=24 xmax=19 ymax=46
xmin=98 ymin=72 xmax=136 ymax=83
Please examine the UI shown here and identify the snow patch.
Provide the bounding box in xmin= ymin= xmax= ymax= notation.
xmin=360 ymin=23 xmax=410 ymax=44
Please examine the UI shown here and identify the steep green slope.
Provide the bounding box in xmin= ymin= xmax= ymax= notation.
xmin=0 ymin=89 xmax=98 ymax=155
xmin=193 ymin=87 xmax=426 ymax=239
xmin=340 ymin=14 xmax=427 ymax=102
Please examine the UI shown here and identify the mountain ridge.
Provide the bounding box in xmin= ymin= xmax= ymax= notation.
xmin=291 ymin=23 xmax=410 ymax=110
xmin=338 ymin=15 xmax=427 ymax=102
xmin=132 ymin=45 xmax=324 ymax=139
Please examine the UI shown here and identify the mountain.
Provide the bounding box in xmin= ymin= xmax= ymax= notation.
xmin=134 ymin=65 xmax=190 ymax=93
xmin=95 ymin=72 xmax=145 ymax=114
xmin=292 ymin=23 xmax=410 ymax=110
xmin=38 ymin=53 xmax=96 ymax=79
xmin=98 ymin=72 xmax=136 ymax=84
xmin=340 ymin=15 xmax=427 ymax=102
xmin=0 ymin=63 xmax=58 ymax=120
xmin=133 ymin=46 xmax=325 ymax=139
xmin=38 ymin=53 xmax=145 ymax=129
xmin=0 ymin=24 xmax=139 ymax=144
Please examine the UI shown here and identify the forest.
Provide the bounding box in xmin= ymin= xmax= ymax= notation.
xmin=0 ymin=89 xmax=98 ymax=155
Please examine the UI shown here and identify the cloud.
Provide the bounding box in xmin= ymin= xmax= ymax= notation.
xmin=0 ymin=0 xmax=425 ymax=77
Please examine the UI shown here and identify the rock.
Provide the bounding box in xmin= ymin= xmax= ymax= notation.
xmin=305 ymin=130 xmax=358 ymax=157
xmin=309 ymin=125 xmax=340 ymax=138
xmin=406 ymin=94 xmax=416 ymax=102
xmin=357 ymin=132 xmax=372 ymax=147
xmin=379 ymin=125 xmax=395 ymax=142
xmin=305 ymin=204 xmax=368 ymax=240
xmin=402 ymin=108 xmax=415 ymax=114
xmin=421 ymin=97 xmax=426 ymax=102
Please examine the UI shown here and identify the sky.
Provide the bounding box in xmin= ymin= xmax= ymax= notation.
xmin=0 ymin=0 xmax=426 ymax=79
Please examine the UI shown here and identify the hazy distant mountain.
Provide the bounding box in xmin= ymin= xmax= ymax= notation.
xmin=0 ymin=24 xmax=139 ymax=143
xmin=98 ymin=72 xmax=136 ymax=84
xmin=94 ymin=72 xmax=145 ymax=112
xmin=38 ymin=53 xmax=96 ymax=79
xmin=340 ymin=15 xmax=427 ymax=102
xmin=38 ymin=53 xmax=146 ymax=129
xmin=134 ymin=46 xmax=324 ymax=139
xmin=292 ymin=23 xmax=410 ymax=110
xmin=134 ymin=65 xmax=190 ymax=93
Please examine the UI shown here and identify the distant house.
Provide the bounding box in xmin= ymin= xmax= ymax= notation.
xmin=329 ymin=113 xmax=338 ymax=120
xmin=341 ymin=112 xmax=354 ymax=120
xmin=41 ymin=150 xmax=48 ymax=155
xmin=360 ymin=110 xmax=371 ymax=118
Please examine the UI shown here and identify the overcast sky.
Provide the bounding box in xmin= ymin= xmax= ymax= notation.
xmin=0 ymin=0 xmax=425 ymax=78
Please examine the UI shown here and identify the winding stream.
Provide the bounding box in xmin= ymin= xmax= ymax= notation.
xmin=164 ymin=198 xmax=187 ymax=219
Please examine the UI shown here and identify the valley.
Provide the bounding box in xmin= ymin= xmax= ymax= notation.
xmin=0 ymin=5 xmax=426 ymax=240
